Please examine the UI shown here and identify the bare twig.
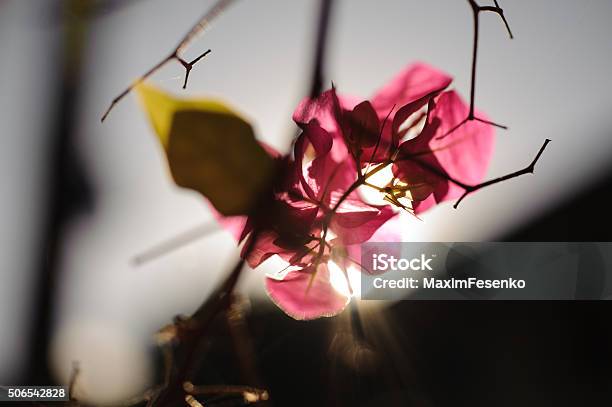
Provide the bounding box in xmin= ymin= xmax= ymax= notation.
xmin=225 ymin=296 xmax=264 ymax=387
xmin=437 ymin=0 xmax=514 ymax=139
xmin=467 ymin=0 xmax=513 ymax=120
xmin=184 ymin=382 xmax=269 ymax=401
xmin=100 ymin=0 xmax=238 ymax=122
xmin=453 ymin=138 xmax=550 ymax=208
xmin=309 ymin=0 xmax=335 ymax=98
xmin=142 ymin=2 xmax=336 ymax=406
xmin=184 ymin=395 xmax=204 ymax=407
xmin=492 ymin=0 xmax=514 ymax=39
xmin=397 ymin=139 xmax=550 ymax=209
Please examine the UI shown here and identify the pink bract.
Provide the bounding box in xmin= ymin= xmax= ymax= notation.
xmin=393 ymin=90 xmax=494 ymax=213
xmin=266 ymin=264 xmax=350 ymax=320
xmin=213 ymin=62 xmax=495 ymax=320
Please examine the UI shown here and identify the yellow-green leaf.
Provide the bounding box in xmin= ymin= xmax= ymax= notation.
xmin=137 ymin=83 xmax=275 ymax=216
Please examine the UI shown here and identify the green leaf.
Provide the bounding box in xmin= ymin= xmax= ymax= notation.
xmin=137 ymin=83 xmax=275 ymax=216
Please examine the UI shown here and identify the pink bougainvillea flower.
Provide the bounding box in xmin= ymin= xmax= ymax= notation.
xmin=393 ymin=90 xmax=494 ymax=213
xmin=218 ymin=120 xmax=393 ymax=266
xmin=294 ymin=123 xmax=397 ymax=246
xmin=214 ymin=62 xmax=495 ymax=320
xmin=329 ymin=197 xmax=396 ymax=245
xmin=218 ymin=120 xmax=394 ymax=319
xmin=293 ymin=63 xmax=452 ymax=165
xmin=266 ymin=263 xmax=350 ymax=320
xmin=344 ymin=215 xmax=404 ymax=275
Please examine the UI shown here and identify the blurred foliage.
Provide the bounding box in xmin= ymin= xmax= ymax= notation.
xmin=137 ymin=83 xmax=274 ymax=216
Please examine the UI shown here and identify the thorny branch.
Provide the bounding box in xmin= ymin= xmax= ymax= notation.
xmin=183 ymin=383 xmax=269 ymax=403
xmin=309 ymin=0 xmax=335 ymax=98
xmin=441 ymin=0 xmax=514 ymax=138
xmin=453 ymin=138 xmax=550 ymax=207
xmin=125 ymin=1 xmax=337 ymax=406
xmin=80 ymin=1 xmax=546 ymax=405
xmin=468 ymin=0 xmax=512 ymax=118
xmin=395 ymin=139 xmax=551 ymax=209
xmin=131 ymin=0 xmax=336 ymax=265
xmin=117 ymin=1 xmax=524 ymax=268
xmin=381 ymin=1 xmax=547 ymax=211
xmin=100 ymin=0 xmax=238 ymax=122
xmin=325 ymin=133 xmax=549 ymax=225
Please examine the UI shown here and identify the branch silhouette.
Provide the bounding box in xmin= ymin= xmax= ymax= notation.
xmin=467 ymin=0 xmax=513 ymax=121
xmin=397 ymin=139 xmax=550 ymax=209
xmin=453 ymin=138 xmax=550 ymax=208
xmin=136 ymin=2 xmax=337 ymax=406
xmin=36 ymin=0 xmax=549 ymax=406
xmin=100 ymin=0 xmax=237 ymax=122
xmin=439 ymin=0 xmax=513 ymax=140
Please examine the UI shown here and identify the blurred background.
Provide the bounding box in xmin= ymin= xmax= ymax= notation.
xmin=1 ymin=0 xmax=612 ymax=405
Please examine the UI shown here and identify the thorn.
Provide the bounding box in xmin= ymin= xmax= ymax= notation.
xmin=177 ymin=49 xmax=211 ymax=90
xmin=189 ymin=49 xmax=212 ymax=66
xmin=493 ymin=0 xmax=514 ymax=39
xmin=100 ymin=0 xmax=226 ymax=121
xmin=474 ymin=116 xmax=508 ymax=130
xmin=182 ymin=66 xmax=192 ymax=89
xmin=453 ymin=139 xmax=550 ymax=208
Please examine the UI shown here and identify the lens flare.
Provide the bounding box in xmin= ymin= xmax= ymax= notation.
xmin=328 ymin=261 xmax=362 ymax=298
xmin=358 ymin=165 xmax=395 ymax=206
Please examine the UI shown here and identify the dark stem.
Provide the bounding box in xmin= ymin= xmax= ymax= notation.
xmin=177 ymin=49 xmax=213 ymax=89
xmin=393 ymin=140 xmax=550 ymax=209
xmin=474 ymin=116 xmax=508 ymax=129
xmin=148 ymin=1 xmax=336 ymax=405
xmin=101 ymin=53 xmax=173 ymax=122
xmin=100 ymin=0 xmax=235 ymax=121
xmin=453 ymin=138 xmax=550 ymax=208
xmin=152 ymin=255 xmax=248 ymax=406
xmin=439 ymin=0 xmax=513 ymax=142
xmin=309 ymin=0 xmax=335 ymax=98
xmin=26 ymin=0 xmax=93 ymax=386
xmin=457 ymin=0 xmax=514 ymax=135
xmin=225 ymin=297 xmax=264 ymax=387
xmin=492 ymin=0 xmax=514 ymax=38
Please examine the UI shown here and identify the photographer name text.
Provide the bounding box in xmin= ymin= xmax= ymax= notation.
xmin=370 ymin=253 xmax=526 ymax=290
